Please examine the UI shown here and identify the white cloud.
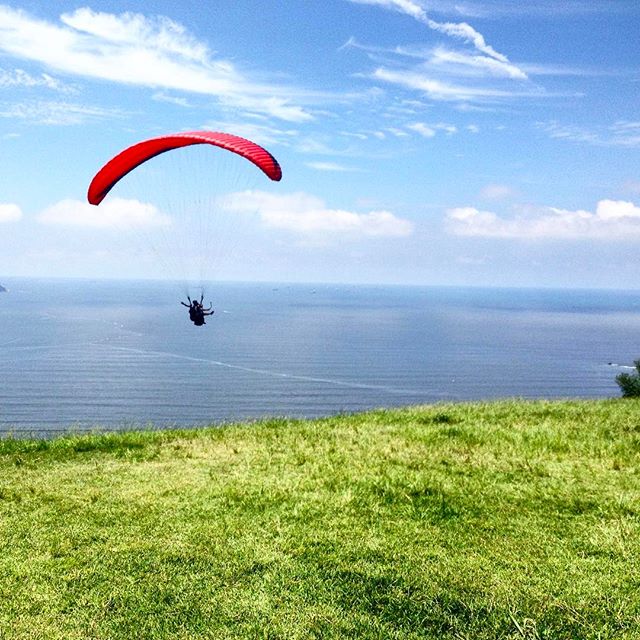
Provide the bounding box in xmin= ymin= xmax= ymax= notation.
xmin=538 ymin=120 xmax=640 ymax=148
xmin=429 ymin=47 xmax=527 ymax=80
xmin=295 ymin=137 xmax=348 ymax=156
xmin=407 ymin=120 xmax=460 ymax=138
xmin=519 ymin=62 xmax=615 ymax=77
xmin=345 ymin=2 xmax=543 ymax=109
xmin=427 ymin=20 xmax=507 ymax=62
xmin=611 ymin=121 xmax=640 ymax=147
xmin=0 ymin=203 xmax=22 ymax=223
xmin=445 ymin=200 xmax=640 ymax=239
xmin=437 ymin=122 xmax=457 ymax=134
xmin=305 ymin=161 xmax=360 ymax=172
xmin=450 ymin=2 xmax=634 ymax=18
xmin=219 ymin=190 xmax=414 ymax=238
xmin=0 ymin=5 xmax=312 ymax=122
xmin=218 ymin=94 xmax=313 ymax=124
xmin=348 ymin=38 xmax=525 ymax=80
xmin=538 ymin=121 xmax=600 ymax=144
xmin=372 ymin=67 xmax=531 ymax=101
xmin=203 ymin=121 xmax=300 ymax=148
xmin=347 ymin=0 xmax=514 ymax=62
xmin=386 ymin=127 xmax=410 ymax=137
xmin=348 ymin=0 xmax=427 ymax=21
xmin=0 ymin=67 xmax=66 ymax=89
xmin=60 ymin=8 xmax=209 ymax=62
xmin=340 ymin=131 xmax=369 ymax=141
xmin=37 ymin=198 xmax=171 ymax=229
xmin=408 ymin=122 xmax=436 ymax=137
xmin=596 ymin=200 xmax=640 ymax=221
xmin=152 ymin=92 xmax=191 ymax=107
xmin=0 ymin=100 xmax=125 ymax=125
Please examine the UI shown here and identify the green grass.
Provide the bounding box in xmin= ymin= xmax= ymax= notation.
xmin=0 ymin=399 xmax=639 ymax=639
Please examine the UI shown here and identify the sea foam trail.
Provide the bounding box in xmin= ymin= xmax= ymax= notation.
xmin=0 ymin=338 xmax=21 ymax=347
xmin=102 ymin=344 xmax=426 ymax=396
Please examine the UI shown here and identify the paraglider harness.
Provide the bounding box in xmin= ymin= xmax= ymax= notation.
xmin=181 ymin=295 xmax=214 ymax=326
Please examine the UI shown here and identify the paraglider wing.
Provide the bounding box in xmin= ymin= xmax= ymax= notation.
xmin=87 ymin=131 xmax=282 ymax=205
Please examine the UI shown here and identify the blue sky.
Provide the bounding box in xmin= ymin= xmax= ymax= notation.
xmin=0 ymin=0 xmax=639 ymax=287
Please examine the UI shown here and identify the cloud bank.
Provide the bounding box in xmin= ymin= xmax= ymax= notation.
xmin=446 ymin=200 xmax=640 ymax=239
xmin=37 ymin=198 xmax=171 ymax=229
xmin=0 ymin=203 xmax=22 ymax=223
xmin=220 ymin=190 xmax=414 ymax=238
xmin=344 ymin=0 xmax=547 ymax=106
xmin=0 ymin=5 xmax=312 ymax=122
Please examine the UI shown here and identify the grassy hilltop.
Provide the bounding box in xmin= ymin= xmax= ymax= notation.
xmin=0 ymin=399 xmax=639 ymax=639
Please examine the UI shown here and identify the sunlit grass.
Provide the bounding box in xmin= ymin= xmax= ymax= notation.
xmin=0 ymin=399 xmax=638 ymax=638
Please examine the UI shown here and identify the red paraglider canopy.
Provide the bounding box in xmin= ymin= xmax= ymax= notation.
xmin=87 ymin=130 xmax=282 ymax=205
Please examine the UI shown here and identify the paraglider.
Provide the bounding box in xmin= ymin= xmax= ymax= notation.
xmin=87 ymin=131 xmax=281 ymax=206
xmin=87 ymin=131 xmax=282 ymax=326
xmin=181 ymin=294 xmax=214 ymax=326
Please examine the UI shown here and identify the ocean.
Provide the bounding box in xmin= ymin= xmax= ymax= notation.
xmin=1 ymin=278 xmax=639 ymax=436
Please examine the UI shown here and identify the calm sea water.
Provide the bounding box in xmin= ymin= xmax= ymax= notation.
xmin=1 ymin=278 xmax=639 ymax=436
